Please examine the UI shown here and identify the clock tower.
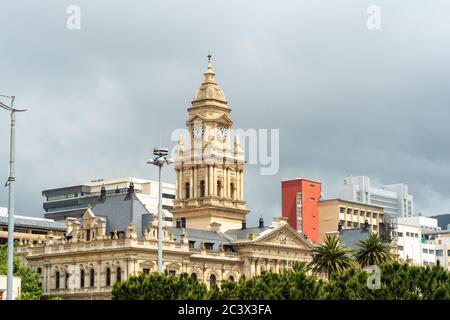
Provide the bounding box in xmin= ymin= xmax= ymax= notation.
xmin=173 ymin=56 xmax=248 ymax=232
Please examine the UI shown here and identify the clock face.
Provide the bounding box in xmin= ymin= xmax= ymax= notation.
xmin=217 ymin=125 xmax=227 ymax=141
xmin=192 ymin=125 xmax=203 ymax=140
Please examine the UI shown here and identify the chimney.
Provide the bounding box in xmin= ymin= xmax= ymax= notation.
xmin=99 ymin=186 xmax=106 ymax=201
xmin=259 ymin=216 xmax=264 ymax=228
xmin=128 ymin=182 xmax=135 ymax=195
xmin=176 ymin=218 xmax=181 ymax=228
xmin=242 ymin=219 xmax=247 ymax=230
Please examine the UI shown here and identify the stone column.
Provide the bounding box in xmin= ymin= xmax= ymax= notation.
xmin=205 ymin=166 xmax=209 ymax=196
xmin=256 ymin=259 xmax=261 ymax=276
xmin=250 ymin=258 xmax=256 ymax=277
xmin=177 ymin=169 xmax=183 ymax=200
xmin=236 ymin=169 xmax=240 ymax=201
xmin=176 ymin=169 xmax=179 ymax=199
xmin=193 ymin=167 xmax=198 ymax=198
xmin=212 ymin=166 xmax=217 ymax=196
xmin=189 ymin=168 xmax=194 ymax=198
xmin=45 ymin=264 xmax=50 ymax=294
xmin=209 ymin=166 xmax=214 ymax=196
xmin=223 ymin=167 xmax=228 ymax=198
xmin=97 ymin=262 xmax=102 ymax=291
xmin=240 ymin=171 xmax=244 ymax=200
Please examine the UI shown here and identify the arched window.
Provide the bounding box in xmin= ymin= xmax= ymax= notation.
xmin=185 ymin=183 xmax=190 ymax=199
xmin=228 ymin=275 xmax=234 ymax=282
xmin=217 ymin=181 xmax=222 ymax=197
xmin=116 ymin=267 xmax=122 ymax=283
xmin=90 ymin=269 xmax=95 ymax=287
xmin=106 ymin=268 xmax=111 ymax=286
xmin=199 ymin=181 xmax=205 ymax=197
xmin=36 ymin=267 xmax=42 ymax=274
xmin=209 ymin=274 xmax=217 ymax=287
xmin=80 ymin=270 xmax=85 ymax=288
xmin=55 ymin=271 xmax=60 ymax=289
xmin=65 ymin=272 xmax=70 ymax=289
xmin=230 ymin=183 xmax=235 ymax=199
xmin=191 ymin=273 xmax=198 ymax=282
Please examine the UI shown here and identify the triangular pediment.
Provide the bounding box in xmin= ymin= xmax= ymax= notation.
xmin=82 ymin=208 xmax=95 ymax=220
xmin=253 ymin=223 xmax=314 ymax=250
xmin=188 ymin=113 xmax=233 ymax=125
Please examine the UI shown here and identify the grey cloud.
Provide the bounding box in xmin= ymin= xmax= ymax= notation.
xmin=1 ymin=0 xmax=450 ymax=226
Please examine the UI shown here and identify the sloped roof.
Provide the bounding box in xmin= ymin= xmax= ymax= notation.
xmin=339 ymin=228 xmax=371 ymax=249
xmin=0 ymin=215 xmax=66 ymax=231
xmin=169 ymin=227 xmax=231 ymax=250
xmin=225 ymin=226 xmax=272 ymax=241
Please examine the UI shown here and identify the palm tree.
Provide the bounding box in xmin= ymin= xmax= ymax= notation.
xmin=308 ymin=234 xmax=357 ymax=280
xmin=354 ymin=233 xmax=394 ymax=268
xmin=290 ymin=261 xmax=308 ymax=273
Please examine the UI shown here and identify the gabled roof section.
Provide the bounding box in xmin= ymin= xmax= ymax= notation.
xmin=232 ymin=223 xmax=314 ymax=249
xmin=188 ymin=112 xmax=233 ymax=125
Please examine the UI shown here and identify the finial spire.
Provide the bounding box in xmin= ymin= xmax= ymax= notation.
xmin=203 ymin=52 xmax=215 ymax=84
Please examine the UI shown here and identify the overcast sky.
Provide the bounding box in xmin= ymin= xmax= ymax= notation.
xmin=1 ymin=0 xmax=450 ymax=225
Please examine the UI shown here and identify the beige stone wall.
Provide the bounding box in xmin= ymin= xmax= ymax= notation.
xmin=16 ymin=221 xmax=313 ymax=300
xmin=318 ymin=199 xmax=384 ymax=243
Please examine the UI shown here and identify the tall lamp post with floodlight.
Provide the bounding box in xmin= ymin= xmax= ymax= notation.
xmin=0 ymin=95 xmax=27 ymax=300
xmin=146 ymin=147 xmax=173 ymax=273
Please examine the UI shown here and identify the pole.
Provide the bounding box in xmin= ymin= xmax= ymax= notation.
xmin=157 ymin=164 xmax=163 ymax=273
xmin=6 ymin=96 xmax=16 ymax=300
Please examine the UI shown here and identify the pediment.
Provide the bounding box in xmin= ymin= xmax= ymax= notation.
xmin=188 ymin=113 xmax=233 ymax=125
xmin=82 ymin=208 xmax=95 ymax=220
xmin=253 ymin=224 xmax=314 ymax=250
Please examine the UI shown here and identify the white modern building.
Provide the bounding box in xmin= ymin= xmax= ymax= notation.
xmin=395 ymin=223 xmax=422 ymax=265
xmin=395 ymin=217 xmax=449 ymax=268
xmin=422 ymin=229 xmax=450 ymax=269
xmin=397 ymin=216 xmax=440 ymax=233
xmin=339 ymin=175 xmax=414 ymax=218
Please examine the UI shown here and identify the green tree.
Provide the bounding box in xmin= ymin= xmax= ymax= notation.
xmin=325 ymin=262 xmax=450 ymax=300
xmin=308 ymin=234 xmax=358 ymax=280
xmin=210 ymin=270 xmax=325 ymax=300
xmin=354 ymin=233 xmax=394 ymax=268
xmin=112 ymin=272 xmax=207 ymax=300
xmin=0 ymin=244 xmax=42 ymax=300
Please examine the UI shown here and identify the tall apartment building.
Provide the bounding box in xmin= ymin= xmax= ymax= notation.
xmin=339 ymin=175 xmax=414 ymax=218
xmin=281 ymin=179 xmax=321 ymax=243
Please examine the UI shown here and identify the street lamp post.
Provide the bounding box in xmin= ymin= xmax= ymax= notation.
xmin=0 ymin=95 xmax=27 ymax=300
xmin=146 ymin=147 xmax=173 ymax=273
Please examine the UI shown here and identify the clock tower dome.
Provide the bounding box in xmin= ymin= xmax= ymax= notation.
xmin=173 ymin=56 xmax=248 ymax=232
